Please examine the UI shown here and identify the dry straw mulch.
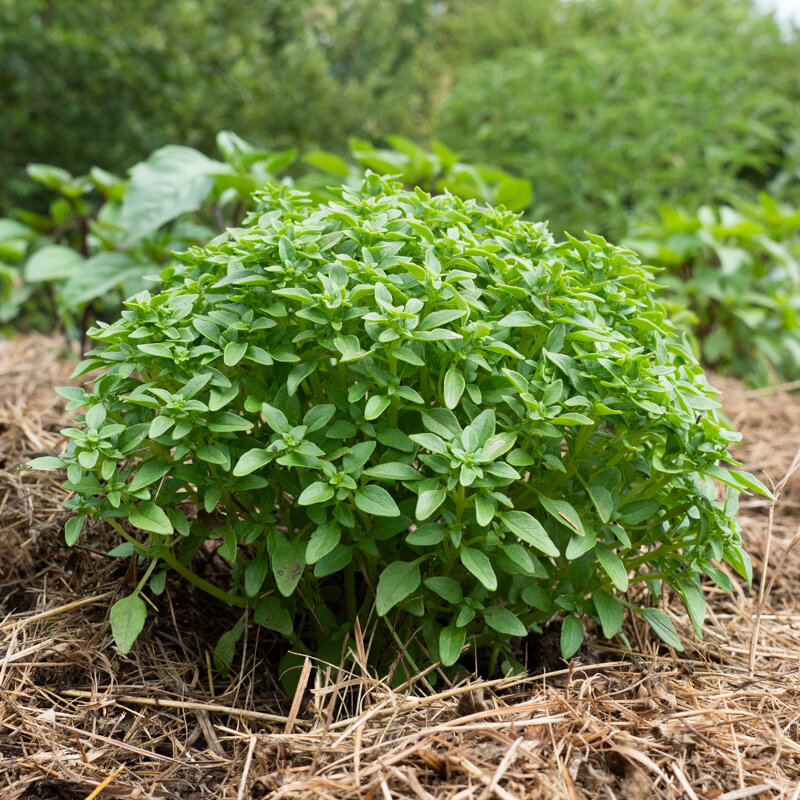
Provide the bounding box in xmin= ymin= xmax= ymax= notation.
xmin=2 ymin=335 xmax=800 ymax=800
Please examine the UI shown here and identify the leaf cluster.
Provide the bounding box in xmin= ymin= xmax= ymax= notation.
xmin=628 ymin=193 xmax=800 ymax=385
xmin=32 ymin=175 xmax=768 ymax=676
xmin=1 ymin=133 xmax=528 ymax=337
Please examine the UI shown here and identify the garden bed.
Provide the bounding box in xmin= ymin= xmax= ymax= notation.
xmin=1 ymin=334 xmax=799 ymax=800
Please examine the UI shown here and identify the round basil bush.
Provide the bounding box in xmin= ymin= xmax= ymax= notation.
xmin=44 ymin=175 xmax=768 ymax=671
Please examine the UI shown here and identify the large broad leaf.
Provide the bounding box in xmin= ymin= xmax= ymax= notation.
xmin=120 ymin=145 xmax=228 ymax=245
xmin=60 ymin=253 xmax=151 ymax=308
xmin=25 ymin=245 xmax=83 ymax=282
xmin=109 ymin=593 xmax=147 ymax=655
xmin=376 ymin=560 xmax=421 ymax=616
xmin=636 ymin=606 xmax=684 ymax=651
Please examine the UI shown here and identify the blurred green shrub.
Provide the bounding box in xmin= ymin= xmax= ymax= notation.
xmin=0 ymin=133 xmax=530 ymax=338
xmin=627 ymin=194 xmax=800 ymax=385
xmin=0 ymin=0 xmax=439 ymax=211
xmin=440 ymin=0 xmax=800 ymax=238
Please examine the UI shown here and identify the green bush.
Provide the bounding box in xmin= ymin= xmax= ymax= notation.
xmin=439 ymin=0 xmax=800 ymax=238
xmin=31 ymin=176 xmax=768 ymax=678
xmin=627 ymin=194 xmax=800 ymax=385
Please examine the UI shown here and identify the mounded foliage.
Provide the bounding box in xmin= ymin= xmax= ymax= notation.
xmin=34 ymin=176 xmax=768 ymax=676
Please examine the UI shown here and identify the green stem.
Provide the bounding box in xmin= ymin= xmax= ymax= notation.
xmin=107 ymin=519 xmax=247 ymax=608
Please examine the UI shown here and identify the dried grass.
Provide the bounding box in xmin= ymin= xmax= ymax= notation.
xmin=2 ymin=335 xmax=800 ymax=799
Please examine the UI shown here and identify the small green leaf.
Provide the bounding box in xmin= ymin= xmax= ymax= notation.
xmin=129 ymin=460 xmax=171 ymax=492
xmin=129 ymin=502 xmax=173 ymax=535
xmin=416 ymin=489 xmax=446 ymax=520
xmin=680 ymin=584 xmax=707 ymax=639
xmin=424 ymin=576 xmax=463 ymax=604
xmin=594 ymin=590 xmax=624 ymax=638
xmin=588 ymin=484 xmax=614 ymax=523
xmin=109 ymin=593 xmax=147 ymax=655
xmin=196 ymin=445 xmax=228 ymax=465
xmin=298 ymin=481 xmax=335 ymax=506
xmin=354 ymin=485 xmax=400 ymax=517
xmin=27 ymin=456 xmax=65 ymax=470
xmin=538 ymin=495 xmax=585 ymax=535
xmin=233 ymin=448 xmax=270 ymax=476
xmin=501 ymin=511 xmax=559 ymax=557
xmin=460 ymin=547 xmax=497 ymax=591
xmin=254 ymin=597 xmax=293 ymax=636
xmin=271 ymin=533 xmax=306 ymax=597
xmin=245 ymin=550 xmax=269 ymax=597
xmin=376 ymin=560 xmax=421 ymax=616
xmin=362 ymin=462 xmax=421 ymax=481
xmin=439 ymin=624 xmax=466 ymax=666
xmin=261 ymin=404 xmax=289 ymax=433
xmin=443 ymin=368 xmax=466 ymax=409
xmin=498 ymin=310 xmax=539 ymax=327
xmin=636 ymin=606 xmax=683 ymax=650
xmin=596 ymin=545 xmax=629 ymax=592
xmin=224 ymin=341 xmax=247 ymax=366
xmin=484 ymin=606 xmax=527 ymax=637
xmin=560 ymin=614 xmax=584 ymax=659
xmin=306 ymin=522 xmax=341 ymax=564
xmin=287 ymin=362 xmax=316 ymax=395
xmin=64 ymin=516 xmax=84 ymax=546
xmin=365 ymin=394 xmax=391 ymax=420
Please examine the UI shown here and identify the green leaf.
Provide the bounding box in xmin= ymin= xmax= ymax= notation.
xmin=245 ymin=550 xmax=269 ymax=597
xmin=443 ymin=368 xmax=466 ymax=409
xmin=595 ymin=545 xmax=629 ymax=591
xmin=594 ymin=590 xmax=624 ymax=638
xmin=484 ymin=606 xmax=527 ymax=637
xmin=129 ymin=502 xmax=173 ymax=535
xmin=362 ymin=462 xmax=421 ymax=481
xmin=460 ymin=547 xmax=497 ymax=591
xmin=109 ymin=593 xmax=147 ymax=655
xmin=27 ymin=456 xmax=65 ymax=470
xmin=224 ymin=341 xmax=247 ymax=366
xmin=64 ymin=516 xmax=84 ymax=546
xmin=538 ymin=495 xmax=585 ymax=535
xmin=287 ymin=362 xmax=316 ymax=396
xmin=306 ymin=522 xmax=341 ymax=564
xmin=261 ymin=404 xmax=289 ymax=434
xmin=501 ymin=511 xmax=559 ymax=557
xmin=254 ymin=597 xmax=293 ymax=637
xmin=376 ymin=561 xmax=421 ymax=616
xmin=588 ymin=484 xmax=614 ymax=523
xmin=120 ymin=145 xmax=223 ymax=244
xmin=679 ymin=584 xmax=707 ymax=639
xmin=354 ymin=485 xmax=401 ymax=517
xmin=271 ymin=533 xmax=306 ymax=597
xmin=298 ymin=481 xmax=335 ymax=506
xmin=424 ymin=576 xmax=463 ymax=604
xmin=636 ymin=606 xmax=683 ymax=651
xmin=196 ymin=445 xmax=228 ymax=465
xmin=416 ymin=489 xmax=446 ymax=520
xmin=365 ymin=394 xmax=391 ymax=420
xmin=303 ymin=149 xmax=351 ymax=177
xmin=409 ymin=433 xmax=448 ymax=455
xmin=233 ymin=448 xmax=270 ymax=476
xmin=560 ymin=615 xmax=584 ymax=659
xmin=498 ymin=310 xmax=539 ymax=328
xmin=129 ymin=461 xmax=170 ymax=492
xmin=25 ymin=245 xmax=83 ymax=282
xmin=439 ymin=624 xmax=466 ymax=667
xmin=303 ymin=404 xmax=336 ymax=433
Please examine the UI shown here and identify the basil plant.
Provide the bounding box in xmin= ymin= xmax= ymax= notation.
xmin=32 ymin=175 xmax=769 ymax=677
